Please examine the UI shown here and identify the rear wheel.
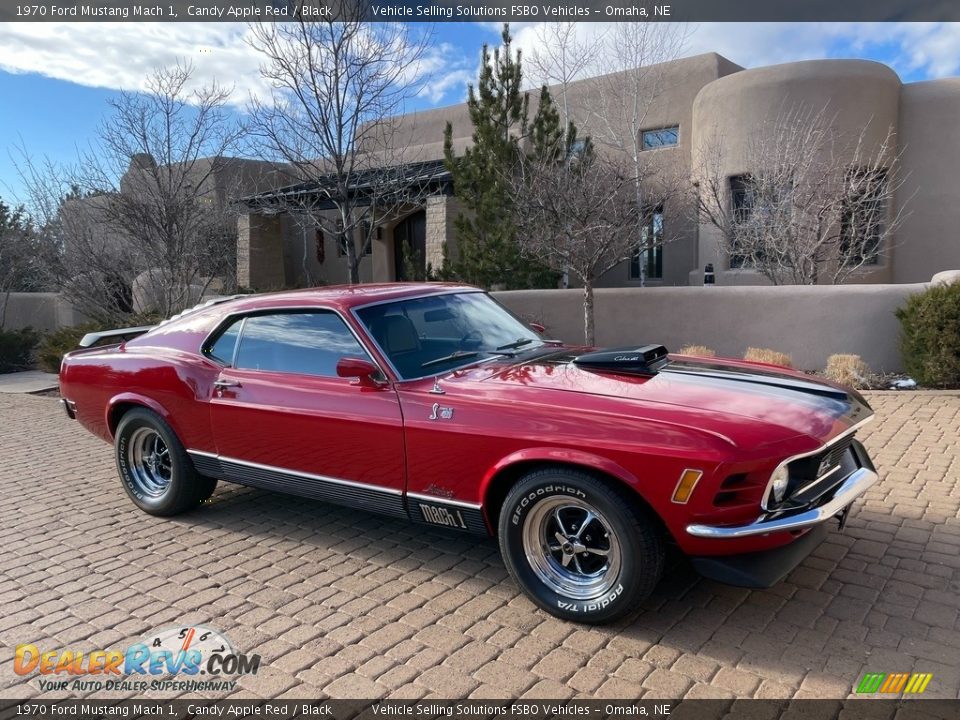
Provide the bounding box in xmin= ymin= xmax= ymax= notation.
xmin=498 ymin=467 xmax=664 ymax=624
xmin=115 ymin=408 xmax=216 ymax=516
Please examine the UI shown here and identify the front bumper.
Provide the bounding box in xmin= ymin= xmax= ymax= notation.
xmin=690 ymin=523 xmax=830 ymax=588
xmin=686 ymin=439 xmax=878 ymax=539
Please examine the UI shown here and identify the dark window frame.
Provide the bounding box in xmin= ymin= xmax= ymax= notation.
xmin=728 ymin=175 xmax=754 ymax=269
xmin=201 ymin=308 xmax=380 ymax=380
xmin=629 ymin=205 xmax=664 ymax=281
xmin=333 ymin=220 xmax=374 ymax=259
xmin=840 ymin=167 xmax=888 ymax=267
xmin=641 ymin=126 xmax=680 ymax=150
xmin=315 ymin=229 xmax=325 ymax=264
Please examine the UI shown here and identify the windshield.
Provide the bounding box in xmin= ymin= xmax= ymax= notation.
xmin=355 ymin=291 xmax=544 ymax=379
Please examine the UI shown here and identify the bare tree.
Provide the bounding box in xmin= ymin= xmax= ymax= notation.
xmin=16 ymin=153 xmax=143 ymax=322
xmin=526 ymin=23 xmax=604 ymax=127
xmin=524 ymin=23 xmax=605 ymax=289
xmin=17 ymin=62 xmax=245 ymax=320
xmin=0 ymin=198 xmax=44 ymax=328
xmin=583 ymin=23 xmax=690 ymax=286
xmin=509 ymin=136 xmax=665 ymax=345
xmin=694 ymin=105 xmax=907 ymax=285
xmin=245 ymin=14 xmax=434 ymax=284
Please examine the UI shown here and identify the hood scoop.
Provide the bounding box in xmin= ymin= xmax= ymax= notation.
xmin=572 ymin=345 xmax=670 ymax=376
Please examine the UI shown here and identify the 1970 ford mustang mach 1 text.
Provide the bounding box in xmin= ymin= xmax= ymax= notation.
xmin=60 ymin=283 xmax=878 ymax=623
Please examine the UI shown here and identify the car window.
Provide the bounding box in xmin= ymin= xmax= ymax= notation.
xmin=207 ymin=319 xmax=242 ymax=365
xmin=233 ymin=311 xmax=368 ymax=378
xmin=356 ymin=292 xmax=543 ymax=380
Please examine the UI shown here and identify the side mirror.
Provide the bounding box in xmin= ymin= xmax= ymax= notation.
xmin=336 ymin=357 xmax=385 ymax=387
xmin=530 ymin=322 xmax=546 ymax=334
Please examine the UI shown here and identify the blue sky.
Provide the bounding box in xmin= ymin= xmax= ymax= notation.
xmin=2 ymin=21 xmax=960 ymax=204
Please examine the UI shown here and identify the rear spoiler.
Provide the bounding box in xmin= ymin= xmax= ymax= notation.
xmin=573 ymin=344 xmax=670 ymax=376
xmin=78 ymin=326 xmax=155 ymax=348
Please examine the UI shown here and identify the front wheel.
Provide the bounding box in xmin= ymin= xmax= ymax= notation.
xmin=115 ymin=408 xmax=216 ymax=516
xmin=498 ymin=468 xmax=664 ymax=624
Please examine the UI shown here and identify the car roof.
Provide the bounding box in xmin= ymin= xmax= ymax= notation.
xmin=215 ymin=282 xmax=480 ymax=314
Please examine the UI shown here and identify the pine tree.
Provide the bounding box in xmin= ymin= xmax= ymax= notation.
xmin=529 ymin=84 xmax=593 ymax=164
xmin=442 ymin=25 xmax=557 ymax=289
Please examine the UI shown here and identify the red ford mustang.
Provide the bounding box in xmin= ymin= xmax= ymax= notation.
xmin=60 ymin=283 xmax=878 ymax=623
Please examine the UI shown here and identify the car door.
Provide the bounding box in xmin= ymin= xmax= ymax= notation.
xmin=205 ymin=309 xmax=406 ymax=517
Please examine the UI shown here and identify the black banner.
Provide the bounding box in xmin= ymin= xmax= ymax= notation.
xmin=0 ymin=700 xmax=958 ymax=720
xmin=0 ymin=0 xmax=959 ymax=23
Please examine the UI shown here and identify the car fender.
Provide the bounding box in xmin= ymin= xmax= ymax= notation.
xmin=105 ymin=392 xmax=180 ymax=440
xmin=480 ymin=446 xmax=649 ymax=507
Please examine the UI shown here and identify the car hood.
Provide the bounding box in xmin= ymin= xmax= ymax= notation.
xmin=471 ymin=348 xmax=872 ymax=446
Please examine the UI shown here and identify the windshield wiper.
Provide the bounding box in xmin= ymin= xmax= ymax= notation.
xmin=421 ymin=350 xmax=480 ymax=368
xmin=496 ymin=338 xmax=536 ymax=351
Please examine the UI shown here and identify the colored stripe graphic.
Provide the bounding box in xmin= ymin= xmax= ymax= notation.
xmin=879 ymin=673 xmax=898 ymax=692
xmin=856 ymin=673 xmax=886 ymax=693
xmin=856 ymin=672 xmax=932 ymax=694
xmin=905 ymin=673 xmax=932 ymax=694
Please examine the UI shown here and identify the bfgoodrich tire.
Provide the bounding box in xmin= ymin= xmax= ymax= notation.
xmin=115 ymin=408 xmax=216 ymax=516
xmin=499 ymin=467 xmax=664 ymax=624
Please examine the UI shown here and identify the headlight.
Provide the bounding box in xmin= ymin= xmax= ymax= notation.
xmin=770 ymin=466 xmax=789 ymax=504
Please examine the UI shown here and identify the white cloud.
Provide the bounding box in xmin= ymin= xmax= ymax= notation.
xmin=411 ymin=41 xmax=476 ymax=104
xmin=0 ymin=22 xmax=271 ymax=104
xmin=2 ymin=21 xmax=959 ymax=114
xmin=511 ymin=21 xmax=960 ymax=85
xmin=0 ymin=21 xmax=477 ymax=109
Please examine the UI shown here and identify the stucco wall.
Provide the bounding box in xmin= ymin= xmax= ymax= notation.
xmin=895 ymin=78 xmax=960 ymax=283
xmin=2 ymin=293 xmax=87 ymax=333
xmin=690 ymin=59 xmax=902 ymax=286
xmin=495 ymin=282 xmax=930 ymax=373
xmin=382 ymin=53 xmax=744 ymax=288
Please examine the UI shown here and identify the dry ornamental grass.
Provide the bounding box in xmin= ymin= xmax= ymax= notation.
xmin=824 ymin=353 xmax=870 ymax=389
xmin=744 ymin=347 xmax=793 ymax=368
xmin=677 ymin=345 xmax=716 ymax=357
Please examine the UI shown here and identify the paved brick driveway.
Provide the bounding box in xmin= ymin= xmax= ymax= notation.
xmin=1 ymin=392 xmax=958 ymax=700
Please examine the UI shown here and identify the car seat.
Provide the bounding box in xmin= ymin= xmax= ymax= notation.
xmin=370 ymin=315 xmax=422 ymax=377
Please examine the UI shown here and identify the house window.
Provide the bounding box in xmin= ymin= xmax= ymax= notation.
xmin=360 ymin=221 xmax=378 ymax=256
xmin=568 ymin=138 xmax=588 ymax=162
xmin=332 ymin=219 xmax=348 ymax=257
xmin=335 ymin=221 xmax=375 ymax=258
xmin=728 ymin=175 xmax=754 ymax=269
xmin=840 ymin=168 xmax=887 ymax=266
xmin=642 ymin=126 xmax=679 ymax=150
xmin=629 ymin=206 xmax=664 ymax=281
xmin=315 ymin=229 xmax=325 ymax=264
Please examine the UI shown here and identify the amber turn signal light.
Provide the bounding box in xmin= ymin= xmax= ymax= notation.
xmin=672 ymin=469 xmax=703 ymax=504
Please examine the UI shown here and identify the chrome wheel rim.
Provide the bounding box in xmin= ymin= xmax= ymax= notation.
xmin=127 ymin=427 xmax=173 ymax=498
xmin=522 ymin=497 xmax=622 ymax=600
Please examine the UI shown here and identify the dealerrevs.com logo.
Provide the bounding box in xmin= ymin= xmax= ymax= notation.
xmin=14 ymin=625 xmax=260 ymax=693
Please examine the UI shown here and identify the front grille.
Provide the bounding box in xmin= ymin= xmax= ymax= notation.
xmin=790 ymin=434 xmax=854 ymax=486
xmin=765 ymin=433 xmax=859 ymax=512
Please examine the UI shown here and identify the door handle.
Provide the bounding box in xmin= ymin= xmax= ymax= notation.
xmin=213 ymin=379 xmax=242 ymax=389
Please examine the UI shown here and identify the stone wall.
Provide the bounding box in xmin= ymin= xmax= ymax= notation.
xmin=237 ymin=213 xmax=285 ymax=289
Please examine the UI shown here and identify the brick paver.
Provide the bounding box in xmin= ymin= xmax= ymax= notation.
xmin=0 ymin=391 xmax=958 ymax=699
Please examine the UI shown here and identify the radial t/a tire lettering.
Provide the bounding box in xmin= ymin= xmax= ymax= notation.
xmin=498 ymin=467 xmax=664 ymax=624
xmin=114 ymin=408 xmax=216 ymax=516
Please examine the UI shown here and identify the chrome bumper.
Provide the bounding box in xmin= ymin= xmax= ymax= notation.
xmin=61 ymin=398 xmax=77 ymax=420
xmin=686 ymin=465 xmax=878 ymax=539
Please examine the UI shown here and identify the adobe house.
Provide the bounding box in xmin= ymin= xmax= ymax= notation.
xmin=237 ymin=52 xmax=960 ymax=288
xmin=237 ymin=159 xmax=454 ymax=290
